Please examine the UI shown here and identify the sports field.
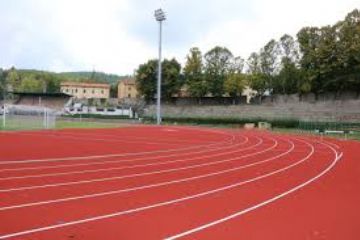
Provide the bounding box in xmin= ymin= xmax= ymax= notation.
xmin=0 ymin=126 xmax=359 ymax=239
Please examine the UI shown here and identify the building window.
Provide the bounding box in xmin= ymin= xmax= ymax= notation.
xmin=75 ymin=89 xmax=78 ymax=93
xmin=101 ymin=90 xmax=104 ymax=94
xmin=128 ymin=87 xmax=131 ymax=91
xmin=83 ymin=89 xmax=86 ymax=93
xmin=92 ymin=90 xmax=95 ymax=94
xmin=128 ymin=94 xmax=131 ymax=98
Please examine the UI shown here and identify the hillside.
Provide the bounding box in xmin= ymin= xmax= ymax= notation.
xmin=16 ymin=69 xmax=129 ymax=85
xmin=58 ymin=71 xmax=129 ymax=85
xmin=0 ymin=68 xmax=129 ymax=96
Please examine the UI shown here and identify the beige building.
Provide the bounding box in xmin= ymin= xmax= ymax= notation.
xmin=60 ymin=82 xmax=110 ymax=99
xmin=118 ymin=79 xmax=139 ymax=99
xmin=242 ymin=86 xmax=257 ymax=103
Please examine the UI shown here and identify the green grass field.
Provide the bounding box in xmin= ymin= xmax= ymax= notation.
xmin=55 ymin=121 xmax=123 ymax=129
xmin=0 ymin=120 xmax=124 ymax=131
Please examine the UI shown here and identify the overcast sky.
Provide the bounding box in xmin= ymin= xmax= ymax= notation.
xmin=0 ymin=0 xmax=358 ymax=75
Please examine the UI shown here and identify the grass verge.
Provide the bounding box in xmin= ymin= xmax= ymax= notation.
xmin=55 ymin=121 xmax=123 ymax=129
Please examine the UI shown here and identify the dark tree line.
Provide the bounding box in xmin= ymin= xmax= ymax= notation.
xmin=136 ymin=47 xmax=246 ymax=101
xmin=136 ymin=59 xmax=183 ymax=101
xmin=0 ymin=67 xmax=62 ymax=96
xmin=136 ymin=9 xmax=360 ymax=101
xmin=297 ymin=9 xmax=360 ymax=96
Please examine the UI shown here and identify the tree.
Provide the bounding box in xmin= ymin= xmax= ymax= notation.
xmin=184 ymin=47 xmax=207 ymax=98
xmin=224 ymin=55 xmax=246 ymax=103
xmin=0 ymin=68 xmax=6 ymax=99
xmin=296 ymin=9 xmax=360 ymax=96
xmin=204 ymin=46 xmax=233 ymax=97
xmin=278 ymin=34 xmax=300 ymax=63
xmin=110 ymin=84 xmax=118 ymax=98
xmin=247 ymin=52 xmax=262 ymax=73
xmin=18 ymin=76 xmax=43 ymax=92
xmin=161 ymin=58 xmax=182 ymax=100
xmin=275 ymin=61 xmax=304 ymax=94
xmin=5 ymin=67 xmax=21 ymax=91
xmin=224 ymin=73 xmax=246 ymax=101
xmin=136 ymin=60 xmax=158 ymax=101
xmin=248 ymin=72 xmax=267 ymax=101
xmin=247 ymin=52 xmax=267 ymax=101
xmin=259 ymin=39 xmax=279 ymax=94
xmin=38 ymin=72 xmax=61 ymax=93
xmin=296 ymin=69 xmax=311 ymax=94
xmin=229 ymin=56 xmax=245 ymax=74
xmin=297 ymin=27 xmax=323 ymax=95
xmin=135 ymin=58 xmax=182 ymax=101
xmin=335 ymin=9 xmax=360 ymax=94
xmin=273 ymin=34 xmax=303 ymax=94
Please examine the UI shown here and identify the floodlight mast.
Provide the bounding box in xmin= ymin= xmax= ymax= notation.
xmin=154 ymin=8 xmax=166 ymax=125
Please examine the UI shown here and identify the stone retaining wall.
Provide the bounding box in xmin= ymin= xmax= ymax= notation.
xmin=144 ymin=99 xmax=360 ymax=123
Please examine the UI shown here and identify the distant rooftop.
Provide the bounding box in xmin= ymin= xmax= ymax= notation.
xmin=11 ymin=92 xmax=72 ymax=97
xmin=120 ymin=78 xmax=136 ymax=85
xmin=60 ymin=82 xmax=110 ymax=89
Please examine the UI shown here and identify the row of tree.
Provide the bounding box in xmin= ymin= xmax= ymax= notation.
xmin=136 ymin=46 xmax=247 ymax=101
xmin=0 ymin=68 xmax=62 ymax=99
xmin=136 ymin=9 xmax=360 ymax=101
xmin=0 ymin=68 xmax=123 ymax=99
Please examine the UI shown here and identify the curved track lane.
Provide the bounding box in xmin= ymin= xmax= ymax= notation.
xmin=0 ymin=126 xmax=357 ymax=240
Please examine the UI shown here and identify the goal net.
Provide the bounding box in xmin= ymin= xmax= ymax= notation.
xmin=2 ymin=105 xmax=57 ymax=130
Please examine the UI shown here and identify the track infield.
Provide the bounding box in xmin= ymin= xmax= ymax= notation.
xmin=0 ymin=126 xmax=359 ymax=239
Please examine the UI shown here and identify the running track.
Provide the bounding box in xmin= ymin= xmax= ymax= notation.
xmin=0 ymin=126 xmax=359 ymax=239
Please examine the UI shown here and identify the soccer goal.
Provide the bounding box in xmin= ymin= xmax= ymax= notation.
xmin=2 ymin=104 xmax=57 ymax=130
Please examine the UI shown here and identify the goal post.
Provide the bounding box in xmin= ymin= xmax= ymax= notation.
xmin=2 ymin=104 xmax=57 ymax=130
xmin=1 ymin=105 xmax=5 ymax=129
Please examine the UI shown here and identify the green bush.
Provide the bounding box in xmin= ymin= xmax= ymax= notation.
xmin=298 ymin=121 xmax=360 ymax=131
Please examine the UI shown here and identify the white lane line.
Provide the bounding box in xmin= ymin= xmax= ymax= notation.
xmin=3 ymin=125 xmax=233 ymax=147
xmin=0 ymin=130 xmax=237 ymax=165
xmin=165 ymin=139 xmax=342 ymax=240
xmin=41 ymin=130 xmax=212 ymax=144
xmin=321 ymin=139 xmax=340 ymax=149
xmin=0 ymin=138 xmax=294 ymax=211
xmin=0 ymin=136 xmax=315 ymax=239
xmin=0 ymin=133 xmax=248 ymax=174
xmin=12 ymin=131 xmax=201 ymax=146
xmin=0 ymin=137 xmax=273 ymax=192
xmin=0 ymin=137 xmax=246 ymax=173
xmin=0 ymin=134 xmax=246 ymax=173
xmin=0 ymin=136 xmax=254 ymax=180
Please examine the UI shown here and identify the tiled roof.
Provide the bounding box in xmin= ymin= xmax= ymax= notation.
xmin=120 ymin=79 xmax=136 ymax=85
xmin=60 ymin=82 xmax=110 ymax=89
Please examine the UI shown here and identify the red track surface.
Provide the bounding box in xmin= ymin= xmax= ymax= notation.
xmin=0 ymin=126 xmax=359 ymax=239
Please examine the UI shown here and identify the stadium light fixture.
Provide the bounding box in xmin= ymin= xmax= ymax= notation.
xmin=154 ymin=8 xmax=166 ymax=125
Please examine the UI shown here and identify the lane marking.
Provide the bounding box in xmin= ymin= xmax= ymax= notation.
xmin=0 ymin=137 xmax=273 ymax=192
xmin=165 ymin=139 xmax=342 ymax=239
xmin=12 ymin=131 xmax=204 ymax=146
xmin=0 ymin=134 xmax=247 ymax=173
xmin=0 ymin=134 xmax=249 ymax=175
xmin=5 ymin=126 xmax=230 ymax=145
xmin=0 ymin=138 xmax=294 ymax=211
xmin=0 ymin=129 xmax=237 ymax=165
xmin=0 ymin=135 xmax=317 ymax=239
xmin=1 ymin=126 xmax=234 ymax=150
xmin=0 ymin=136 xmax=254 ymax=180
